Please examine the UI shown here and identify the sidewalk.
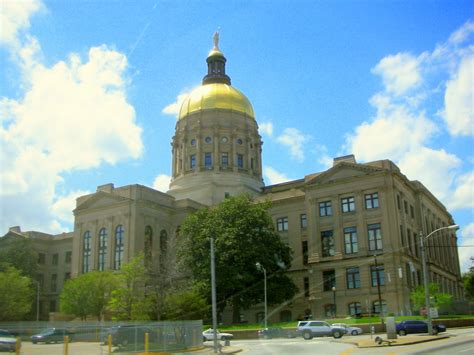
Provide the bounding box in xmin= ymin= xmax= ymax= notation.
xmin=342 ymin=334 xmax=450 ymax=348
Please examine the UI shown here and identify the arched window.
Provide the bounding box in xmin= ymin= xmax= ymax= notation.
xmin=373 ymin=300 xmax=387 ymax=315
xmin=324 ymin=304 xmax=335 ymax=318
xmin=82 ymin=231 xmax=92 ymax=273
xmin=280 ymin=310 xmax=292 ymax=322
xmin=348 ymin=302 xmax=361 ymax=317
xmin=144 ymin=226 xmax=153 ymax=268
xmin=160 ymin=230 xmax=168 ymax=254
xmin=98 ymin=228 xmax=107 ymax=271
xmin=114 ymin=225 xmax=125 ymax=270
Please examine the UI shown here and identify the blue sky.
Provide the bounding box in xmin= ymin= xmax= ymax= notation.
xmin=1 ymin=1 xmax=473 ymax=271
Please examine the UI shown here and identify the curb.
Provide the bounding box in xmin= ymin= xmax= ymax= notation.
xmin=346 ymin=334 xmax=450 ymax=348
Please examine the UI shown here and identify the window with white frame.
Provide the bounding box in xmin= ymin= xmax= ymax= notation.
xmin=344 ymin=226 xmax=358 ymax=254
xmin=341 ymin=196 xmax=355 ymax=213
xmin=365 ymin=192 xmax=379 ymax=209
xmin=368 ymin=223 xmax=383 ymax=251
xmin=276 ymin=217 xmax=288 ymax=232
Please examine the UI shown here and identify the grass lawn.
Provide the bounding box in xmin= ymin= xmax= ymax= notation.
xmin=213 ymin=315 xmax=474 ymax=331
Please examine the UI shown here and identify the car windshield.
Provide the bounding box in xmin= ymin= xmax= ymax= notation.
xmin=37 ymin=328 xmax=55 ymax=335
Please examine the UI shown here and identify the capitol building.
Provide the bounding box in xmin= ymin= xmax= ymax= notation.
xmin=4 ymin=37 xmax=464 ymax=323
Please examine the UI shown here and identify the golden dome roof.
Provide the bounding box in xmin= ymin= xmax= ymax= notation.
xmin=178 ymin=83 xmax=255 ymax=119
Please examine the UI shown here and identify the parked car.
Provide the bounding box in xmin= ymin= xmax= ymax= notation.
xmin=0 ymin=329 xmax=17 ymax=352
xmin=296 ymin=321 xmax=345 ymax=340
xmin=396 ymin=320 xmax=446 ymax=336
xmin=31 ymin=328 xmax=73 ymax=344
xmin=257 ymin=327 xmax=296 ymax=339
xmin=331 ymin=323 xmax=363 ymax=335
xmin=202 ymin=328 xmax=233 ymax=342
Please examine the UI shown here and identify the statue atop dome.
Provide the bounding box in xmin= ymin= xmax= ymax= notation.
xmin=213 ymin=31 xmax=219 ymax=49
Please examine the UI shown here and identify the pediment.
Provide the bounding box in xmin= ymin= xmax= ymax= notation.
xmin=306 ymin=162 xmax=384 ymax=186
xmin=75 ymin=192 xmax=130 ymax=211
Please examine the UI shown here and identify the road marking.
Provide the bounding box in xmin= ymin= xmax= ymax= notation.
xmin=459 ymin=347 xmax=474 ymax=353
xmin=339 ymin=348 xmax=354 ymax=355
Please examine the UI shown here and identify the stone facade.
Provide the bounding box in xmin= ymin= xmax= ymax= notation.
xmin=2 ymin=40 xmax=464 ymax=322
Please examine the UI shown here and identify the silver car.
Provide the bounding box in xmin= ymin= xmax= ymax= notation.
xmin=332 ymin=323 xmax=363 ymax=335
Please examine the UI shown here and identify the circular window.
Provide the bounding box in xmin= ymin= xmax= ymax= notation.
xmin=237 ymin=138 xmax=243 ymax=145
xmin=205 ymin=136 xmax=212 ymax=144
xmin=221 ymin=137 xmax=229 ymax=143
xmin=190 ymin=139 xmax=196 ymax=146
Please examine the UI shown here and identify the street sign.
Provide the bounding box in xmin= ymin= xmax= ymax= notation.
xmin=429 ymin=307 xmax=439 ymax=318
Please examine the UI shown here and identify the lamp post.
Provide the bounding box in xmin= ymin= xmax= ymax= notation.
xmin=332 ymin=286 xmax=336 ymax=317
xmin=420 ymin=224 xmax=459 ymax=335
xmin=256 ymin=262 xmax=267 ymax=329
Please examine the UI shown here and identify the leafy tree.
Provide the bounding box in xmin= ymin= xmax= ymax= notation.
xmin=410 ymin=283 xmax=453 ymax=312
xmin=0 ymin=266 xmax=34 ymax=321
xmin=0 ymin=235 xmax=38 ymax=279
xmin=60 ymin=271 xmax=119 ymax=320
xmin=162 ymin=288 xmax=210 ymax=320
xmin=178 ymin=195 xmax=298 ymax=323
xmin=462 ymin=270 xmax=474 ymax=301
xmin=108 ymin=254 xmax=152 ymax=320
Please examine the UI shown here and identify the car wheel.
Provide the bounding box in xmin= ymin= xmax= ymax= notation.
xmin=351 ymin=330 xmax=358 ymax=336
xmin=333 ymin=331 xmax=342 ymax=339
xmin=398 ymin=329 xmax=407 ymax=336
xmin=303 ymin=331 xmax=313 ymax=340
xmin=121 ymin=338 xmax=128 ymax=346
xmin=432 ymin=328 xmax=438 ymax=335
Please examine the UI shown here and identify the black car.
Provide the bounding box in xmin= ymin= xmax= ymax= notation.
xmin=31 ymin=328 xmax=73 ymax=344
xmin=396 ymin=320 xmax=446 ymax=335
xmin=257 ymin=327 xmax=296 ymax=339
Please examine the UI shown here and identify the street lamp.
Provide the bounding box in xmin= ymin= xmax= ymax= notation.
xmin=256 ymin=262 xmax=267 ymax=329
xmin=420 ymin=224 xmax=459 ymax=335
xmin=332 ymin=286 xmax=336 ymax=317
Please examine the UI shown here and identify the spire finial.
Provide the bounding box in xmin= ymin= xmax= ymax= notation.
xmin=213 ymin=31 xmax=219 ymax=49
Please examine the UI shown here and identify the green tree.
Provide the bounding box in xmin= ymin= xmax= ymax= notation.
xmin=60 ymin=271 xmax=119 ymax=320
xmin=462 ymin=270 xmax=474 ymax=301
xmin=108 ymin=254 xmax=152 ymax=320
xmin=162 ymin=288 xmax=210 ymax=320
xmin=410 ymin=283 xmax=453 ymax=312
xmin=0 ymin=235 xmax=38 ymax=280
xmin=0 ymin=266 xmax=34 ymax=321
xmin=178 ymin=195 xmax=298 ymax=323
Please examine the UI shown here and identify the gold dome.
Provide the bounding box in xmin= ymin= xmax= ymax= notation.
xmin=178 ymin=83 xmax=255 ymax=119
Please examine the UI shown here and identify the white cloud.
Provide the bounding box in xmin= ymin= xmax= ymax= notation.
xmin=152 ymin=174 xmax=171 ymax=192
xmin=448 ymin=20 xmax=474 ymax=45
xmin=276 ymin=127 xmax=309 ymax=162
xmin=264 ymin=166 xmax=291 ymax=185
xmin=162 ymin=91 xmax=192 ymax=116
xmin=51 ymin=190 xmax=90 ymax=227
xmin=0 ymin=0 xmax=43 ymax=47
xmin=459 ymin=223 xmax=474 ymax=273
xmin=0 ymin=3 xmax=143 ymax=233
xmin=372 ymin=53 xmax=422 ymax=96
xmin=443 ymin=55 xmax=474 ymax=136
xmin=449 ymin=171 xmax=474 ymax=210
xmin=259 ymin=122 xmax=273 ymax=136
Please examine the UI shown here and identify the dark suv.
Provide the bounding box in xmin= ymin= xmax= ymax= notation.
xmin=296 ymin=321 xmax=345 ymax=339
xmin=396 ymin=320 xmax=446 ymax=335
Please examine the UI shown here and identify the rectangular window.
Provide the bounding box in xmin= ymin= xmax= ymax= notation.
xmin=37 ymin=274 xmax=44 ymax=291
xmin=410 ymin=205 xmax=415 ymax=218
xmin=321 ymin=230 xmax=335 ymax=257
xmin=251 ymin=158 xmax=254 ymax=169
xmin=190 ymin=154 xmax=196 ymax=169
xmin=414 ymin=231 xmax=419 ymax=257
xmin=397 ymin=195 xmax=401 ymax=210
xmin=276 ymin=217 xmax=288 ymax=232
xmin=323 ymin=270 xmax=335 ymax=291
xmin=221 ymin=152 xmax=228 ymax=167
xmin=304 ymin=277 xmax=310 ymax=297
xmin=400 ymin=225 xmax=405 ymax=247
xmin=344 ymin=227 xmax=358 ymax=254
xmin=38 ymin=253 xmax=45 ymax=265
xmin=407 ymin=228 xmax=412 ymax=254
xmin=319 ymin=201 xmax=332 ymax=216
xmin=302 ymin=241 xmax=308 ymax=265
xmin=365 ymin=192 xmax=379 ymax=209
xmin=50 ymin=300 xmax=56 ymax=312
xmin=371 ymin=265 xmax=385 ymax=286
xmin=300 ymin=214 xmax=307 ymax=229
xmin=368 ymin=223 xmax=383 ymax=251
xmin=341 ymin=196 xmax=355 ymax=213
xmin=64 ymin=272 xmax=71 ymax=282
xmin=204 ymin=152 xmax=212 ymax=168
xmin=346 ymin=267 xmax=360 ymax=289
xmin=52 ymin=253 xmax=58 ymax=265
xmin=65 ymin=251 xmax=72 ymax=264
xmin=51 ymin=274 xmax=57 ymax=292
xmin=237 ymin=154 xmax=244 ymax=168
xmin=404 ymin=200 xmax=408 ymax=214
xmin=348 ymin=302 xmax=362 ymax=316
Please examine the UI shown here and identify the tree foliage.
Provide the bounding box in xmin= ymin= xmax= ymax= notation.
xmin=162 ymin=288 xmax=210 ymax=320
xmin=0 ymin=266 xmax=34 ymax=321
xmin=410 ymin=283 xmax=453 ymax=312
xmin=60 ymin=271 xmax=119 ymax=320
xmin=463 ymin=270 xmax=474 ymax=301
xmin=178 ymin=195 xmax=298 ymax=323
xmin=0 ymin=236 xmax=38 ymax=279
xmin=108 ymin=254 xmax=152 ymax=320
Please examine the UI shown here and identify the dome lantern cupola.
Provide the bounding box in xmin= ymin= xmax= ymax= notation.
xmin=202 ymin=32 xmax=231 ymax=85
